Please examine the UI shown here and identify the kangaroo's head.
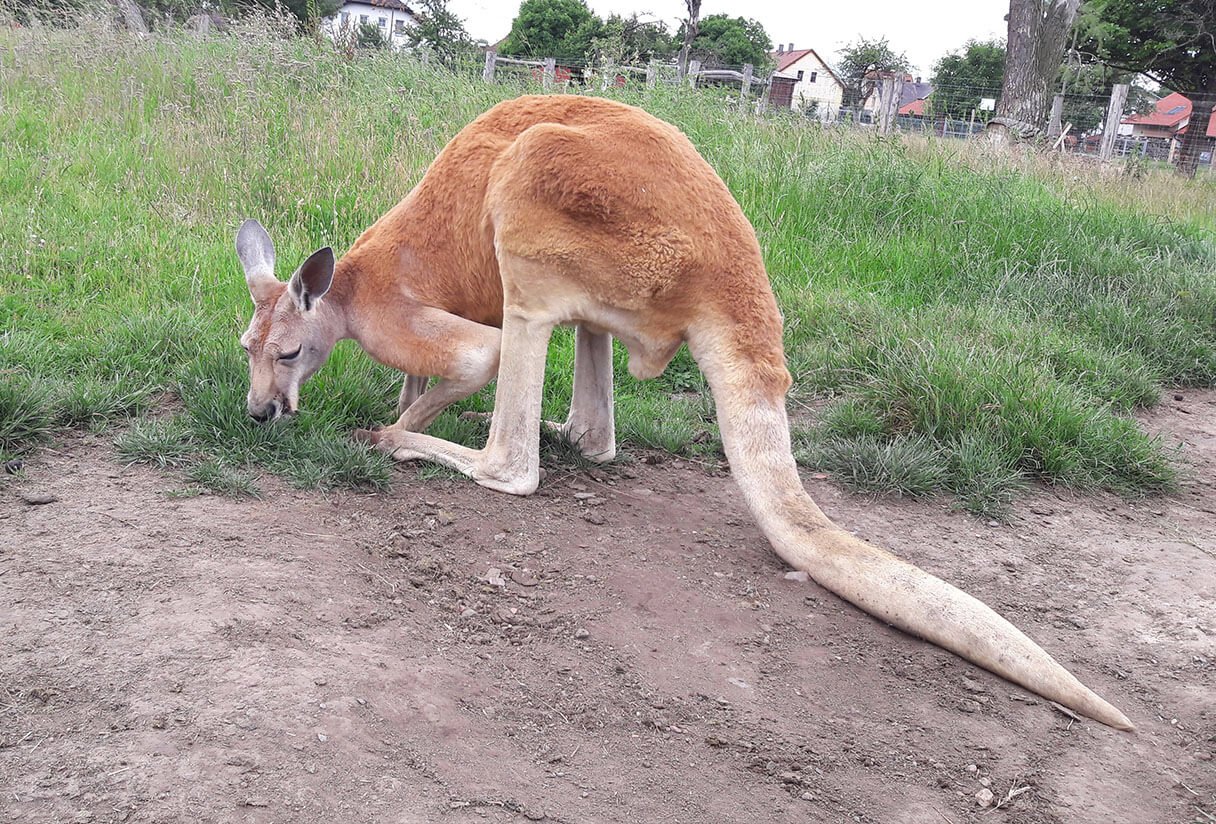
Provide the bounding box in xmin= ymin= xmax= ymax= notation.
xmin=235 ymin=219 xmax=340 ymax=422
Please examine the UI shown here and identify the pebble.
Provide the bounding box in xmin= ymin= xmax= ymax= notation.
xmin=975 ymin=788 xmax=994 ymax=808
xmin=573 ymin=492 xmax=598 ymax=500
xmin=783 ymin=570 xmax=809 ymax=582
xmin=582 ymin=511 xmax=606 ymax=525
xmin=4 ymin=459 xmax=23 ymax=474
xmin=460 ymin=608 xmax=477 ymax=619
xmin=574 ymin=627 xmax=590 ymax=639
xmin=19 ymin=491 xmax=57 ymax=505
xmin=799 ymin=791 xmax=815 ymax=801
xmin=510 ymin=569 xmax=539 ymax=587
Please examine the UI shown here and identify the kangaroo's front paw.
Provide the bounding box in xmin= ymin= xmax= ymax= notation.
xmin=365 ymin=428 xmax=428 ymax=462
xmin=352 ymin=426 xmax=384 ymax=445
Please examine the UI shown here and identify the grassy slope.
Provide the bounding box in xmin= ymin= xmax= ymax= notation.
xmin=2 ymin=21 xmax=1214 ymax=515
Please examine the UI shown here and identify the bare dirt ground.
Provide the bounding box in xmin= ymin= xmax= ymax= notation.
xmin=2 ymin=393 xmax=1214 ymax=824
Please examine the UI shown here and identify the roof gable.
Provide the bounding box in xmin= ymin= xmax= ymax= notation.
xmin=769 ymin=48 xmax=844 ymax=88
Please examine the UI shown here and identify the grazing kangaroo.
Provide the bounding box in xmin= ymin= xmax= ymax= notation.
xmin=235 ymin=94 xmax=1132 ymax=730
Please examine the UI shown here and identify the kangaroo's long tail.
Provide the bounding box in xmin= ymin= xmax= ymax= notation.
xmin=688 ymin=327 xmax=1133 ymax=731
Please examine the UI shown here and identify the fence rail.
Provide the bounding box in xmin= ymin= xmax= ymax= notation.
xmin=475 ymin=51 xmax=1213 ymax=170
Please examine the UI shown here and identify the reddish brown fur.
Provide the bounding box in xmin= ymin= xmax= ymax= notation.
xmin=236 ymin=95 xmax=1132 ymax=730
xmin=326 ymin=95 xmax=788 ymax=396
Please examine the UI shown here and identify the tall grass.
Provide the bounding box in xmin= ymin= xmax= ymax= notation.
xmin=1 ymin=16 xmax=1213 ymax=513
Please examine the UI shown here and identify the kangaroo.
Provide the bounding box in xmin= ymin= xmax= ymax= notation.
xmin=235 ymin=94 xmax=1132 ymax=730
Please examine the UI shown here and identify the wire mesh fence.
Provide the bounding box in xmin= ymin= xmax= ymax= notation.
xmin=413 ymin=45 xmax=1215 ymax=173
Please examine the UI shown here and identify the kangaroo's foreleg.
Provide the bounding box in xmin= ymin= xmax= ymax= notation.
xmin=356 ymin=308 xmax=500 ymax=439
xmin=369 ymin=310 xmax=554 ymax=496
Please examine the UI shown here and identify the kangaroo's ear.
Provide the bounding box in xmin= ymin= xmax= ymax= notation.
xmin=288 ymin=247 xmax=335 ymax=312
xmin=236 ymin=219 xmax=277 ymax=298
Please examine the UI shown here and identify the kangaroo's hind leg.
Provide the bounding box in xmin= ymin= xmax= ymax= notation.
xmin=558 ymin=325 xmax=615 ymax=462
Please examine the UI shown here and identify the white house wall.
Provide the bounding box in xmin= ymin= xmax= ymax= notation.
xmin=325 ymin=3 xmax=415 ymax=46
xmin=781 ymin=53 xmax=843 ymax=117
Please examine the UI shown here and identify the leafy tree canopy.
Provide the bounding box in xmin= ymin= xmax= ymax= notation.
xmin=589 ymin=13 xmax=676 ymax=65
xmin=1078 ymin=0 xmax=1214 ymax=93
xmin=837 ymin=36 xmax=911 ymax=105
xmin=500 ymin=0 xmax=599 ymax=62
xmin=680 ymin=13 xmax=772 ymax=69
xmin=931 ymin=39 xmax=1005 ymax=116
xmin=407 ymin=0 xmax=474 ymax=64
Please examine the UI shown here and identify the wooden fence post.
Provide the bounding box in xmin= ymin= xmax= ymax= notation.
xmin=645 ymin=59 xmax=657 ymax=88
xmin=601 ymin=61 xmax=615 ymax=91
xmin=483 ymin=51 xmax=496 ymax=83
xmin=740 ymin=63 xmax=753 ymax=103
xmin=875 ymin=75 xmax=901 ymax=135
xmin=1047 ymin=93 xmax=1064 ymax=138
xmin=758 ymin=73 xmax=773 ymax=114
xmin=543 ymin=57 xmax=556 ymax=90
xmin=1098 ymin=83 xmax=1129 ymax=161
xmin=687 ymin=60 xmax=701 ymax=88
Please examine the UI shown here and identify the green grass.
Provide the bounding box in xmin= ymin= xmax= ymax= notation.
xmin=1 ymin=16 xmax=1214 ymax=514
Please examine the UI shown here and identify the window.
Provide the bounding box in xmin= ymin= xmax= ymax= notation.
xmin=359 ymin=14 xmax=368 ymax=23
xmin=796 ymin=70 xmax=804 ymax=81
xmin=394 ymin=19 xmax=406 ymax=34
xmin=809 ymin=71 xmax=818 ymax=83
xmin=378 ymin=16 xmax=387 ymax=27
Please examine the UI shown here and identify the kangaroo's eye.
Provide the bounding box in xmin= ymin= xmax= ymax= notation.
xmin=278 ymin=346 xmax=301 ymax=361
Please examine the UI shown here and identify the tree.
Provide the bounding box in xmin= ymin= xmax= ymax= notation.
xmin=989 ymin=0 xmax=1081 ymax=141
xmin=355 ymin=20 xmax=388 ymax=49
xmin=500 ymin=0 xmax=600 ymax=62
xmin=242 ymin=0 xmax=342 ymax=29
xmin=836 ymin=36 xmax=911 ymax=107
xmin=1056 ymin=60 xmax=1154 ymax=133
xmin=407 ymin=0 xmax=474 ymax=65
xmin=682 ymin=14 xmax=772 ymax=69
xmin=1080 ymin=0 xmax=1216 ymax=177
xmin=931 ymin=39 xmax=1006 ymax=117
xmin=589 ymin=14 xmax=676 ymax=65
xmin=677 ymin=0 xmax=702 ymax=76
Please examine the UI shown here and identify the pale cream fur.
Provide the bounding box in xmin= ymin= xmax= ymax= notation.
xmin=234 ymin=95 xmax=1133 ymax=730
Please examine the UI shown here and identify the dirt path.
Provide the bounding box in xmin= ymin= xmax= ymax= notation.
xmin=2 ymin=393 xmax=1214 ymax=824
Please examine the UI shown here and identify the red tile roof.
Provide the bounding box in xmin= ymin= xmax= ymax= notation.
xmin=770 ymin=48 xmax=844 ymax=88
xmin=1123 ymin=91 xmax=1215 ymax=136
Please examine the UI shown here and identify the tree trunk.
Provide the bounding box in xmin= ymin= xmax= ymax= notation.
xmin=1176 ymin=82 xmax=1216 ymax=178
xmin=677 ymin=0 xmax=701 ymax=79
xmin=988 ymin=0 xmax=1080 ymax=142
xmin=111 ymin=0 xmax=148 ymax=33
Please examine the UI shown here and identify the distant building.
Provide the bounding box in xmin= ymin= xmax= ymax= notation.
xmin=861 ymin=73 xmax=933 ymax=117
xmin=326 ymin=0 xmax=419 ymax=48
xmin=1121 ymin=91 xmax=1216 ymax=165
xmin=1122 ymin=91 xmax=1216 ymax=140
xmin=769 ymin=44 xmax=846 ymax=118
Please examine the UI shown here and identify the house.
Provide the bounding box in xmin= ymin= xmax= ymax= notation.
xmin=1122 ymin=91 xmax=1216 ymax=140
xmin=862 ymin=73 xmax=933 ymax=117
xmin=325 ymin=0 xmax=419 ymax=47
xmin=769 ymin=44 xmax=845 ymax=118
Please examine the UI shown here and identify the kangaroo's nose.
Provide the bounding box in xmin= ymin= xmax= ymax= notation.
xmin=248 ymin=400 xmax=279 ymax=422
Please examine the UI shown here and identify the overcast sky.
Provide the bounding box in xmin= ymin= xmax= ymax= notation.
xmin=446 ymin=0 xmax=1010 ymax=76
